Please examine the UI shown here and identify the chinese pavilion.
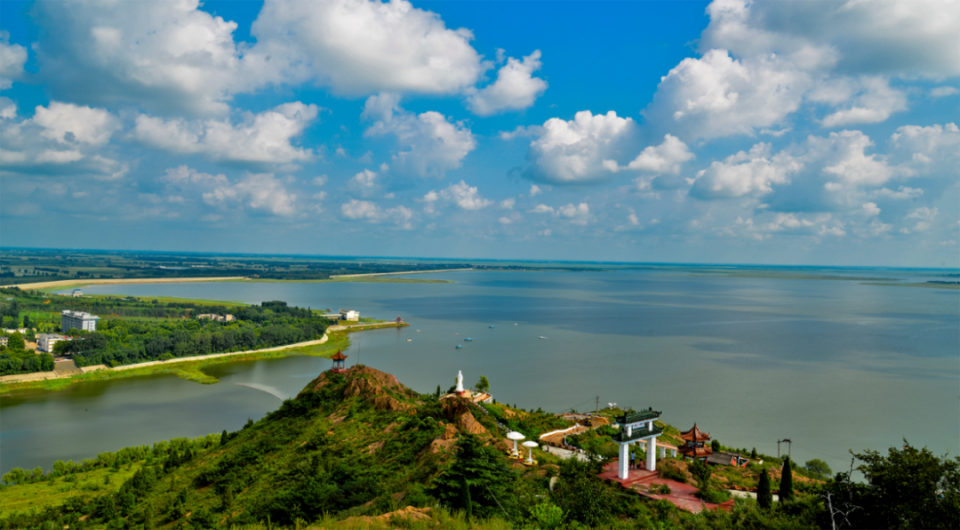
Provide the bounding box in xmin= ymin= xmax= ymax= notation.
xmin=330 ymin=350 xmax=348 ymax=374
xmin=613 ymin=408 xmax=663 ymax=479
xmin=678 ymin=423 xmax=712 ymax=461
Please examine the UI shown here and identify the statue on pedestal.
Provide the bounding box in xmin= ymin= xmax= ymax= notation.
xmin=456 ymin=370 xmax=464 ymax=393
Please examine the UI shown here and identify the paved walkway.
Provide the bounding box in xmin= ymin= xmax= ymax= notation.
xmin=598 ymin=460 xmax=735 ymax=514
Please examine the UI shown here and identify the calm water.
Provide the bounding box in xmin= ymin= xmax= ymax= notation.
xmin=2 ymin=270 xmax=958 ymax=476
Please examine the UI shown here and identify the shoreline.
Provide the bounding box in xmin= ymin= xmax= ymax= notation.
xmin=0 ymin=321 xmax=407 ymax=395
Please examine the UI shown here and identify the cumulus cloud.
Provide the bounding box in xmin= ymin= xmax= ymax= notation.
xmin=930 ymin=86 xmax=959 ymax=98
xmin=346 ymin=168 xmax=381 ymax=198
xmin=253 ymin=0 xmax=486 ymax=96
xmin=888 ymin=122 xmax=960 ymax=176
xmin=340 ymin=198 xmax=414 ymax=228
xmin=819 ymin=77 xmax=907 ymax=128
xmin=690 ymin=143 xmax=800 ymax=199
xmin=31 ymin=1 xmax=285 ymax=116
xmin=524 ymin=110 xmax=637 ymax=183
xmin=363 ymin=94 xmax=475 ymax=178
xmin=604 ymin=134 xmax=694 ymax=174
xmin=528 ymin=202 xmax=591 ymax=225
xmin=0 ymin=102 xmax=127 ymax=179
xmin=0 ymin=31 xmax=27 ymax=90
xmin=466 ymin=50 xmax=547 ymax=115
xmin=162 ymin=165 xmax=298 ymax=216
xmin=133 ymin=102 xmax=319 ymax=164
xmin=439 ymin=180 xmax=492 ymax=210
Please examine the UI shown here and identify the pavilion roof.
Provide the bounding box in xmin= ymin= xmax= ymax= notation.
xmin=331 ymin=351 xmax=348 ymax=361
xmin=680 ymin=423 xmax=711 ymax=442
xmin=678 ymin=445 xmax=713 ymax=457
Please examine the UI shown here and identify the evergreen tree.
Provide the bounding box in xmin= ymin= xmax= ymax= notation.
xmin=711 ymin=439 xmax=721 ymax=452
xmin=220 ymin=429 xmax=229 ymax=447
xmin=780 ymin=457 xmax=794 ymax=502
xmin=461 ymin=474 xmax=472 ymax=522
xmin=432 ymin=432 xmax=517 ymax=519
xmin=751 ymin=447 xmax=758 ymax=459
xmin=757 ymin=468 xmax=773 ymax=509
xmin=435 ymin=385 xmax=441 ymax=398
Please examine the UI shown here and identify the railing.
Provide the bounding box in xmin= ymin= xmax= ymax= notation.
xmin=612 ymin=425 xmax=664 ymax=443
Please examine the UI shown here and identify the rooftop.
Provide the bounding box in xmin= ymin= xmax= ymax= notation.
xmin=615 ymin=409 xmax=662 ymax=425
xmin=680 ymin=423 xmax=711 ymax=442
xmin=612 ymin=424 xmax=664 ymax=443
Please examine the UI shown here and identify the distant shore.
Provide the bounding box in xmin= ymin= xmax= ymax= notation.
xmin=2 ymin=272 xmax=461 ymax=292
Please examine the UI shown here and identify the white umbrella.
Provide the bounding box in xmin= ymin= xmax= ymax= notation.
xmin=523 ymin=441 xmax=539 ymax=464
xmin=507 ymin=431 xmax=525 ymax=455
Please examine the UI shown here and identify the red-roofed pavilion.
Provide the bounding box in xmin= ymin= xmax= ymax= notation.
xmin=678 ymin=423 xmax=712 ymax=461
xmin=330 ymin=351 xmax=348 ymax=374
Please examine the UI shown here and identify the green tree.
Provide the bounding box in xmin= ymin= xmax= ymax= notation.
xmin=803 ymin=458 xmax=832 ymax=480
xmin=751 ymin=447 xmax=758 ymax=459
xmin=32 ymin=466 xmax=44 ymax=481
xmin=2 ymin=467 xmax=27 ymax=485
xmin=475 ymin=375 xmax=490 ymax=393
xmin=461 ymin=475 xmax=472 ymax=522
xmin=779 ymin=457 xmax=794 ymax=502
xmin=530 ymin=502 xmax=565 ymax=530
xmin=22 ymin=314 xmax=31 ymax=329
xmin=690 ymin=459 xmax=712 ymax=490
xmin=7 ymin=332 xmax=24 ymax=351
xmin=711 ymin=439 xmax=721 ymax=452
xmin=550 ymin=457 xmax=616 ymax=527
xmin=432 ymin=432 xmax=517 ymax=519
xmin=757 ymin=467 xmax=773 ymax=509
xmin=220 ymin=429 xmax=229 ymax=447
xmin=435 ymin=384 xmax=442 ymax=398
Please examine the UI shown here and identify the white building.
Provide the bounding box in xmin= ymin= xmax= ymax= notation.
xmin=37 ymin=333 xmax=68 ymax=353
xmin=61 ymin=310 xmax=99 ymax=333
xmin=339 ymin=309 xmax=360 ymax=321
xmin=71 ymin=289 xmax=83 ymax=297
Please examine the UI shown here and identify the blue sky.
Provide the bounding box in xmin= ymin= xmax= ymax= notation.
xmin=0 ymin=0 xmax=957 ymax=266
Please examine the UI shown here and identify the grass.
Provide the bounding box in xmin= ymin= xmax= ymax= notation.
xmin=0 ymin=463 xmax=143 ymax=517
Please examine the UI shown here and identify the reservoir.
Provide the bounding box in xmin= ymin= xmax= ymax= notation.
xmin=2 ymin=270 xmax=958 ymax=477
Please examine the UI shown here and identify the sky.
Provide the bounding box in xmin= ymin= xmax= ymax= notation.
xmin=0 ymin=0 xmax=958 ymax=267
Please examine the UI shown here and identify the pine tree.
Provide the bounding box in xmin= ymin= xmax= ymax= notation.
xmin=461 ymin=474 xmax=472 ymax=522
xmin=780 ymin=457 xmax=794 ymax=502
xmin=757 ymin=468 xmax=773 ymax=509
xmin=220 ymin=429 xmax=229 ymax=446
xmin=751 ymin=447 xmax=758 ymax=459
xmin=435 ymin=385 xmax=442 ymax=398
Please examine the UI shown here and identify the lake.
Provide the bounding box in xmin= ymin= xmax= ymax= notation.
xmin=2 ymin=269 xmax=958 ymax=477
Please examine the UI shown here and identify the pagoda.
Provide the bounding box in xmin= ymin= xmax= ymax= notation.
xmin=613 ymin=408 xmax=663 ymax=479
xmin=330 ymin=350 xmax=348 ymax=374
xmin=678 ymin=423 xmax=712 ymax=461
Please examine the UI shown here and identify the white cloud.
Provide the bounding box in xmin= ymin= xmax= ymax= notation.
xmin=690 ymin=143 xmax=800 ymax=199
xmin=524 ymin=110 xmax=637 ymax=183
xmin=642 ymin=50 xmax=812 ymax=140
xmin=134 ymin=102 xmax=319 ymax=164
xmin=252 ymin=0 xmax=486 ymax=96
xmin=557 ymin=203 xmax=591 ymax=225
xmin=818 ymin=130 xmax=897 ymax=186
xmin=32 ymin=1 xmax=285 ymax=116
xmin=930 ymin=86 xmax=959 ymax=98
xmin=0 ymin=31 xmax=27 ymax=89
xmin=529 ymin=184 xmax=543 ymax=196
xmin=605 ymin=134 xmax=694 ymax=174
xmin=163 ymin=166 xmax=298 ymax=216
xmin=363 ymin=94 xmax=475 ymax=178
xmin=888 ymin=123 xmax=960 ymax=177
xmin=347 ymin=168 xmax=381 ymax=198
xmin=820 ymin=77 xmax=907 ymax=128
xmin=340 ymin=198 xmax=414 ymax=228
xmin=439 ymin=180 xmax=493 ymax=210
xmin=530 ymin=204 xmax=554 ymax=214
xmin=33 ymin=102 xmax=119 ymax=146
xmin=313 ymin=175 xmax=328 ymax=186
xmin=466 ymin=50 xmax=547 ymax=115
xmin=499 ymin=198 xmax=516 ymax=210
xmin=862 ymin=202 xmax=881 ymax=217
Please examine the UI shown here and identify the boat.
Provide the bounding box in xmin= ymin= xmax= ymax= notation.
xmin=464 ymin=338 xmax=473 ymax=342
xmin=416 ymin=330 xmax=420 ymax=332
xmin=489 ymin=325 xmax=495 ymax=328
xmin=456 ymin=345 xmax=463 ymax=349
xmin=406 ymin=339 xmax=412 ymax=342
xmin=514 ymin=323 xmax=518 ymax=326
xmin=539 ymin=336 xmax=547 ymax=340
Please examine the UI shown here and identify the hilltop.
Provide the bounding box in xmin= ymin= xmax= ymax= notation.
xmin=2 ymin=365 xmax=957 ymax=530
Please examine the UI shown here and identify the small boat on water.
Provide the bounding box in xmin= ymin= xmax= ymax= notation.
xmin=407 ymin=339 xmax=412 ymax=342
xmin=464 ymin=338 xmax=473 ymax=342
xmin=538 ymin=336 xmax=547 ymax=340
xmin=489 ymin=325 xmax=495 ymax=328
xmin=416 ymin=330 xmax=420 ymax=332
xmin=514 ymin=323 xmax=518 ymax=326
xmin=456 ymin=345 xmax=463 ymax=349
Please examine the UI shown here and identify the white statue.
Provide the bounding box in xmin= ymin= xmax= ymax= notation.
xmin=456 ymin=370 xmax=464 ymax=393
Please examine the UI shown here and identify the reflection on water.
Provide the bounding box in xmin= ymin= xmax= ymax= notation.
xmin=2 ymin=270 xmax=957 ymax=477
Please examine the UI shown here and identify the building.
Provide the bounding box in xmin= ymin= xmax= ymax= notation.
xmin=71 ymin=289 xmax=83 ymax=297
xmin=37 ymin=333 xmax=68 ymax=353
xmin=706 ymin=451 xmax=749 ymax=467
xmin=0 ymin=336 xmax=7 ymax=347
xmin=61 ymin=310 xmax=99 ymax=333
xmin=198 ymin=313 xmax=234 ymax=322
xmin=613 ymin=408 xmax=664 ymax=478
xmin=678 ymin=423 xmax=713 ymax=461
xmin=339 ymin=309 xmax=360 ymax=321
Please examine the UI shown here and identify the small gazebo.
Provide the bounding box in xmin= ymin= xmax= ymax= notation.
xmin=678 ymin=423 xmax=712 ymax=461
xmin=330 ymin=350 xmax=348 ymax=374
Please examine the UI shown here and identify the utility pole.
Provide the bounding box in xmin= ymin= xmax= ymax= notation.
xmin=595 ymin=395 xmax=599 ymax=414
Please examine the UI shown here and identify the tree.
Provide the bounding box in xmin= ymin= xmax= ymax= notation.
xmin=690 ymin=459 xmax=712 ymax=490
xmin=757 ymin=467 xmax=773 ymax=509
xmin=751 ymin=447 xmax=758 ymax=459
xmin=711 ymin=439 xmax=721 ymax=452
xmin=461 ymin=475 xmax=472 ymax=522
xmin=433 ymin=432 xmax=517 ymax=519
xmin=435 ymin=385 xmax=442 ymax=398
xmin=220 ymin=430 xmax=229 ymax=447
xmin=22 ymin=315 xmax=31 ymax=329
xmin=475 ymin=375 xmax=490 ymax=394
xmin=6 ymin=333 xmax=24 ymax=352
xmin=804 ymin=458 xmax=833 ymax=480
xmin=780 ymin=457 xmax=794 ymax=502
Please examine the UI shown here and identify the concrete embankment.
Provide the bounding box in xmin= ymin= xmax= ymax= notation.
xmin=0 ymin=321 xmax=404 ymax=385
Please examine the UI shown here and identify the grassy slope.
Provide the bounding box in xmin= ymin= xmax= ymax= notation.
xmin=1 ymin=464 xmax=143 ymax=516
